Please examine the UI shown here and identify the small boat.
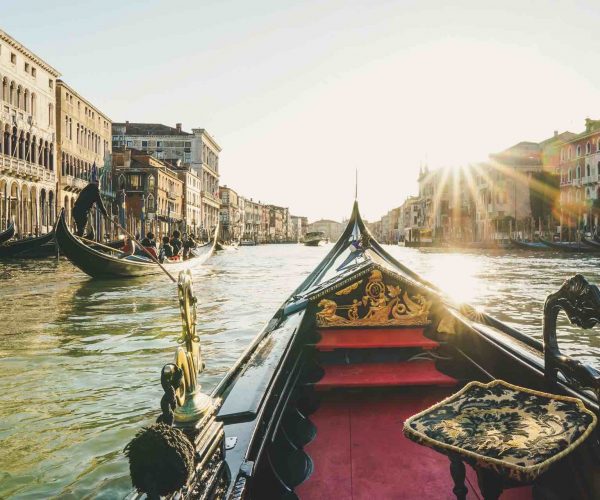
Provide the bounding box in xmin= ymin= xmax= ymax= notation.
xmin=240 ymin=239 xmax=257 ymax=246
xmin=125 ymin=201 xmax=599 ymax=500
xmin=304 ymin=231 xmax=326 ymax=246
xmin=539 ymin=238 xmax=599 ymax=253
xmin=509 ymin=238 xmax=551 ymax=251
xmin=0 ymin=230 xmax=56 ymax=258
xmin=55 ymin=209 xmax=217 ymax=279
xmin=0 ymin=221 xmax=15 ymax=245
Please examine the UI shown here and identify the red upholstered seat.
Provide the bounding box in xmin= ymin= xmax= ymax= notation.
xmin=316 ymin=328 xmax=439 ymax=351
xmin=316 ymin=360 xmax=457 ymax=390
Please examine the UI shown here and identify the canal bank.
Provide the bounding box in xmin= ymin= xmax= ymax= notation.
xmin=0 ymin=244 xmax=599 ymax=497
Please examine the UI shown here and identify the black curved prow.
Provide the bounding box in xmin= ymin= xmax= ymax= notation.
xmin=543 ymin=274 xmax=600 ymax=404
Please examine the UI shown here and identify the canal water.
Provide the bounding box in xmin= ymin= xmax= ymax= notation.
xmin=0 ymin=244 xmax=599 ymax=498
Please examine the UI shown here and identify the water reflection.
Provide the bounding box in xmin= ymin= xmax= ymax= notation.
xmin=0 ymin=245 xmax=598 ymax=498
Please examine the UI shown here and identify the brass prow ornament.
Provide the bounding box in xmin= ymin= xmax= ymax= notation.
xmin=172 ymin=270 xmax=213 ymax=424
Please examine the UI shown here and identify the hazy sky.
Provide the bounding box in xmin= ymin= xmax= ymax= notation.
xmin=4 ymin=1 xmax=600 ymax=221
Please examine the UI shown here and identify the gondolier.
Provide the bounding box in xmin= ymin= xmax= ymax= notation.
xmin=72 ymin=170 xmax=108 ymax=237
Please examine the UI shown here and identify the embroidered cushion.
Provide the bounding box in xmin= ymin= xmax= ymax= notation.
xmin=403 ymin=380 xmax=597 ymax=482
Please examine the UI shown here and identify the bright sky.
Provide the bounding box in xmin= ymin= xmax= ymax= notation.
xmin=4 ymin=0 xmax=600 ymax=221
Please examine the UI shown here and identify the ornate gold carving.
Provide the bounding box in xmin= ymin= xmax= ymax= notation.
xmin=437 ymin=314 xmax=456 ymax=334
xmin=335 ymin=281 xmax=361 ymax=295
xmin=316 ymin=269 xmax=432 ymax=327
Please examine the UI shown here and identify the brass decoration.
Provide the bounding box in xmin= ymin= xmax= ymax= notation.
xmin=173 ymin=270 xmax=213 ymax=424
xmin=316 ymin=269 xmax=432 ymax=327
xmin=437 ymin=314 xmax=456 ymax=334
xmin=335 ymin=281 xmax=362 ymax=296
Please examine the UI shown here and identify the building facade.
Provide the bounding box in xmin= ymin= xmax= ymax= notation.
xmin=0 ymin=30 xmax=60 ymax=235
xmin=558 ymin=119 xmax=600 ymax=238
xmin=113 ymin=149 xmax=184 ymax=238
xmin=56 ymin=79 xmax=113 ymax=237
xmin=219 ymin=185 xmax=242 ymax=242
xmin=173 ymin=163 xmax=202 ymax=237
xmin=112 ymin=122 xmax=221 ymax=236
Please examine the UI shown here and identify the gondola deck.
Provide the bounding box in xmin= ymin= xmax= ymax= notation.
xmin=124 ymin=201 xmax=600 ymax=500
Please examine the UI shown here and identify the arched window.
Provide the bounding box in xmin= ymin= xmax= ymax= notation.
xmin=119 ymin=174 xmax=126 ymax=190
xmin=576 ymin=165 xmax=581 ymax=179
xmin=587 ymin=164 xmax=591 ymax=177
xmin=146 ymin=193 xmax=155 ymax=212
xmin=48 ymin=104 xmax=54 ymax=127
xmin=148 ymin=175 xmax=155 ymax=191
xmin=577 ymin=145 xmax=581 ymax=157
xmin=568 ymin=169 xmax=572 ymax=181
xmin=30 ymin=93 xmax=36 ymax=117
xmin=23 ymin=89 xmax=29 ymax=112
xmin=586 ymin=142 xmax=591 ymax=154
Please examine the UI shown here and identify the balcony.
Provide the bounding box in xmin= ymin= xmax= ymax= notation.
xmin=201 ymin=190 xmax=220 ymax=206
xmin=560 ymin=178 xmax=572 ymax=187
xmin=59 ymin=174 xmax=88 ymax=191
xmin=0 ymin=154 xmax=54 ymax=183
xmin=167 ymin=190 xmax=177 ymax=200
xmin=582 ymin=174 xmax=599 ymax=185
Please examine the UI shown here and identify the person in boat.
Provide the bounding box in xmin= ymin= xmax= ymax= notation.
xmin=171 ymin=230 xmax=182 ymax=255
xmin=159 ymin=236 xmax=174 ymax=262
xmin=120 ymin=236 xmax=136 ymax=258
xmin=182 ymin=234 xmax=197 ymax=260
xmin=140 ymin=232 xmax=158 ymax=259
xmin=72 ymin=179 xmax=108 ymax=237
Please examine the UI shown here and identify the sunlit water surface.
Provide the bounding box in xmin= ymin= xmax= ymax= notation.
xmin=0 ymin=244 xmax=599 ymax=498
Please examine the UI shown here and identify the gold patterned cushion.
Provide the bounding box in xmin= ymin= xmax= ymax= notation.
xmin=403 ymin=380 xmax=597 ymax=482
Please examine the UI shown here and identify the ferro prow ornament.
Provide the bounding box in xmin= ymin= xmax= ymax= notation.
xmin=125 ymin=270 xmax=223 ymax=499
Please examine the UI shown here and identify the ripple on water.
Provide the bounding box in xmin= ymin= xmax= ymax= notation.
xmin=0 ymin=246 xmax=599 ymax=497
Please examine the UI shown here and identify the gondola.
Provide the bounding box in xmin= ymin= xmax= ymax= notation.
xmin=539 ymin=238 xmax=600 ymax=254
xmin=0 ymin=229 xmax=56 ymax=258
xmin=581 ymin=235 xmax=600 ymax=250
xmin=125 ymin=201 xmax=599 ymax=500
xmin=0 ymin=221 xmax=15 ymax=245
xmin=55 ymin=209 xmax=218 ymax=279
xmin=509 ymin=237 xmax=551 ymax=251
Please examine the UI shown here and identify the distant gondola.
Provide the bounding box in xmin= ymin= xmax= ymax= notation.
xmin=55 ymin=209 xmax=217 ymax=279
xmin=509 ymin=237 xmax=551 ymax=250
xmin=0 ymin=221 xmax=15 ymax=245
xmin=0 ymin=229 xmax=56 ymax=258
xmin=581 ymin=235 xmax=600 ymax=250
xmin=125 ymin=201 xmax=599 ymax=500
xmin=539 ymin=238 xmax=599 ymax=253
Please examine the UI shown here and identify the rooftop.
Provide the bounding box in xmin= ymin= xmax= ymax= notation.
xmin=112 ymin=122 xmax=192 ymax=137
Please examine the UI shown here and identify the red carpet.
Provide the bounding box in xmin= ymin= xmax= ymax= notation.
xmin=316 ymin=360 xmax=457 ymax=390
xmin=316 ymin=328 xmax=439 ymax=351
xmin=297 ymin=390 xmax=532 ymax=499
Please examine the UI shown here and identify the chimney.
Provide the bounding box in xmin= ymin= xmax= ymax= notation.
xmin=176 ymin=123 xmax=182 ymax=132
xmin=125 ymin=120 xmax=129 ymax=124
xmin=554 ymin=130 xmax=558 ymax=137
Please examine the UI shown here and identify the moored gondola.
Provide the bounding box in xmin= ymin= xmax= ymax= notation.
xmin=0 ymin=221 xmax=15 ymax=245
xmin=539 ymin=238 xmax=600 ymax=253
xmin=0 ymin=229 xmax=56 ymax=258
xmin=55 ymin=209 xmax=218 ymax=279
xmin=125 ymin=201 xmax=599 ymax=500
xmin=509 ymin=237 xmax=552 ymax=251
xmin=581 ymin=235 xmax=600 ymax=250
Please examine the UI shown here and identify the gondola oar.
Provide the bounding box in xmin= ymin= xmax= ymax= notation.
xmin=103 ymin=215 xmax=177 ymax=283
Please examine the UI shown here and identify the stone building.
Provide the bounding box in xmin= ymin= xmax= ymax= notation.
xmin=56 ymin=80 xmax=113 ymax=236
xmin=290 ymin=215 xmax=307 ymax=242
xmin=112 ymin=122 xmax=221 ymax=236
xmin=242 ymin=198 xmax=265 ymax=243
xmin=169 ymin=161 xmax=201 ymax=237
xmin=112 ymin=148 xmax=183 ymax=238
xmin=0 ymin=29 xmax=60 ymax=236
xmin=266 ymin=204 xmax=290 ymax=242
xmin=219 ymin=185 xmax=242 ymax=242
xmin=558 ymin=119 xmax=600 ymax=237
